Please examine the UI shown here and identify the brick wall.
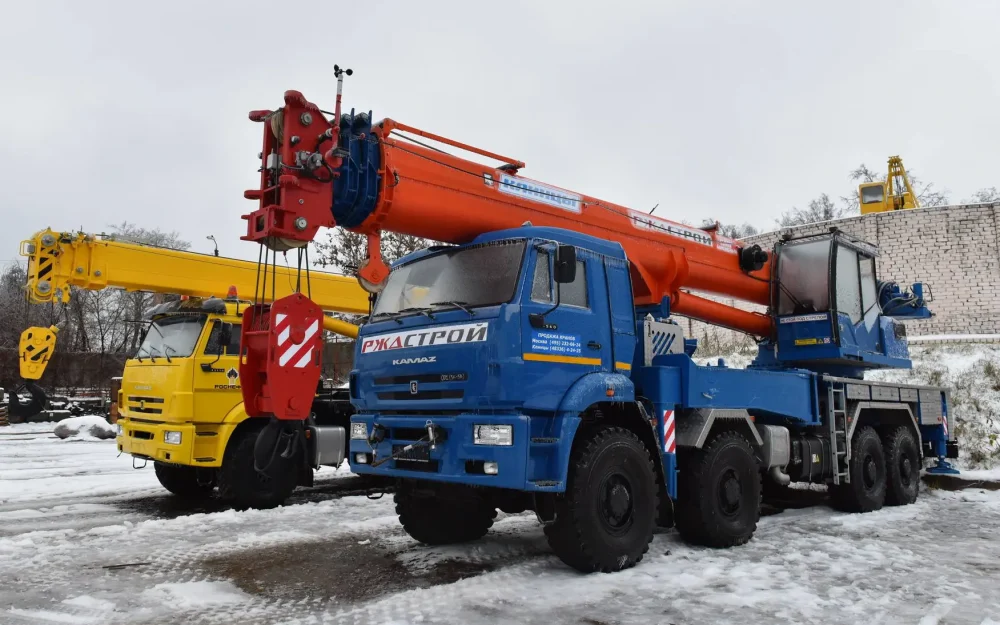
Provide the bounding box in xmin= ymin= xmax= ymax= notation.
xmin=680 ymin=203 xmax=1000 ymax=353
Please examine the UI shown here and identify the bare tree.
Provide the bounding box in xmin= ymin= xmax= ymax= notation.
xmin=702 ymin=219 xmax=759 ymax=239
xmin=966 ymin=187 xmax=1000 ymax=203
xmin=776 ymin=193 xmax=849 ymax=227
xmin=313 ymin=229 xmax=436 ymax=275
xmin=107 ymin=221 xmax=192 ymax=251
xmin=103 ymin=223 xmax=192 ymax=351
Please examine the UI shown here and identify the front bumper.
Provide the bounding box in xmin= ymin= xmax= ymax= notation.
xmin=117 ymin=417 xmax=232 ymax=467
xmin=349 ymin=413 xmax=575 ymax=492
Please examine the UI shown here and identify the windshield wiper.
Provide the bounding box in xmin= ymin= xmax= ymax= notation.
xmin=136 ymin=347 xmax=147 ymax=362
xmin=146 ymin=346 xmax=161 ymax=363
xmin=430 ymin=301 xmax=475 ymax=317
xmin=396 ymin=307 xmax=436 ymax=320
xmin=163 ymin=345 xmax=176 ymax=363
xmin=369 ymin=311 xmax=404 ymax=325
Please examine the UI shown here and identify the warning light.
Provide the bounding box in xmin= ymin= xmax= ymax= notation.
xmin=180 ymin=295 xmax=189 ymax=301
xmin=226 ymin=285 xmax=238 ymax=299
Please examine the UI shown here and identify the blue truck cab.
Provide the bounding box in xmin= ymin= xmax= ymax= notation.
xmin=347 ymin=225 xmax=957 ymax=573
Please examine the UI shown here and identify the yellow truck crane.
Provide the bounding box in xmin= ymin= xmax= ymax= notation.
xmin=20 ymin=228 xmax=369 ymax=508
xmin=859 ymin=155 xmax=920 ymax=214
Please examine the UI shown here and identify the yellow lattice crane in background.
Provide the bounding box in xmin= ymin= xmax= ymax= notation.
xmin=859 ymin=156 xmax=921 ymax=214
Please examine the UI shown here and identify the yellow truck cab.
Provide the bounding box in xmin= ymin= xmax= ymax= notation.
xmin=116 ymin=295 xmax=355 ymax=508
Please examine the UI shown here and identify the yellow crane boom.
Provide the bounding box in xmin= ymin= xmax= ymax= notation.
xmin=21 ymin=228 xmax=369 ymax=315
xmin=16 ymin=228 xmax=368 ymax=381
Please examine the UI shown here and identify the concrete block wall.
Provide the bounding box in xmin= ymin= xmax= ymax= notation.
xmin=679 ymin=203 xmax=1000 ymax=352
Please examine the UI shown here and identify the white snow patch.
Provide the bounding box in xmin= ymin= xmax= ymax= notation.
xmin=909 ymin=333 xmax=1000 ymax=343
xmin=63 ymin=595 xmax=117 ymax=611
xmin=6 ymin=608 xmax=99 ymax=623
xmin=53 ymin=415 xmax=116 ymax=440
xmin=140 ymin=581 xmax=250 ymax=607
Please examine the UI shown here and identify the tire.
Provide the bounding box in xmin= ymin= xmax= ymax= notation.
xmin=543 ymin=426 xmax=658 ymax=573
xmin=217 ymin=428 xmax=298 ymax=510
xmin=675 ymin=430 xmax=761 ymax=548
xmin=153 ymin=462 xmax=216 ymax=499
xmin=830 ymin=426 xmax=886 ymax=513
xmin=395 ymin=481 xmax=496 ymax=545
xmin=883 ymin=426 xmax=920 ymax=506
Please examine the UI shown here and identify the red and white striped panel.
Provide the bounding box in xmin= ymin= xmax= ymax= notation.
xmin=274 ymin=313 xmax=320 ymax=369
xmin=663 ymin=409 xmax=676 ymax=453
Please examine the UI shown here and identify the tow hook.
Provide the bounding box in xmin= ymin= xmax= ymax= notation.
xmin=426 ymin=420 xmax=442 ymax=450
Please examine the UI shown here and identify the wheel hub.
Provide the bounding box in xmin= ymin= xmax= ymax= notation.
xmin=719 ymin=469 xmax=743 ymax=515
xmin=900 ymin=455 xmax=913 ymax=482
xmin=863 ymin=455 xmax=878 ymax=489
xmin=600 ymin=474 xmax=634 ymax=530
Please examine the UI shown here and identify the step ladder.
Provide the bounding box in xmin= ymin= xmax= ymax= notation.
xmin=828 ymin=384 xmax=849 ymax=485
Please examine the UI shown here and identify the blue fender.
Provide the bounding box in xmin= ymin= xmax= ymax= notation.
xmin=556 ymin=372 xmax=635 ymax=415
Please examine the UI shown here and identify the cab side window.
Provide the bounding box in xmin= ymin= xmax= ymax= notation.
xmin=531 ymin=251 xmax=588 ymax=308
xmin=531 ymin=251 xmax=552 ymax=303
xmin=204 ymin=322 xmax=241 ymax=356
xmin=562 ymin=260 xmax=589 ymax=308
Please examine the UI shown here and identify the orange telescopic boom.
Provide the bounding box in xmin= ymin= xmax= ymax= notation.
xmin=242 ymin=88 xmax=772 ymax=337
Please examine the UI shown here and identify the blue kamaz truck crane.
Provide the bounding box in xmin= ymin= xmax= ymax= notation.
xmin=237 ymin=83 xmax=959 ymax=573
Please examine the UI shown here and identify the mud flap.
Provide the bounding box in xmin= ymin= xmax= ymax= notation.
xmin=253 ymin=417 xmax=304 ymax=479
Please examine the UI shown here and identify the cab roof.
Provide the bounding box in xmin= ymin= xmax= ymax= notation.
xmin=393 ymin=225 xmax=627 ymax=268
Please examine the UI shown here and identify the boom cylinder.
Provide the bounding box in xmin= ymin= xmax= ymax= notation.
xmin=243 ymin=91 xmax=773 ymax=337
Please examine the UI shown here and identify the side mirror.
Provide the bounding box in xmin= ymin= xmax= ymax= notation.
xmin=554 ymin=245 xmax=577 ymax=284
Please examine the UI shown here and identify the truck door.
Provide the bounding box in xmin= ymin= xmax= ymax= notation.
xmin=520 ymin=246 xmax=612 ymax=411
xmin=192 ymin=319 xmax=243 ymax=421
xmin=604 ymin=257 xmax=636 ymax=373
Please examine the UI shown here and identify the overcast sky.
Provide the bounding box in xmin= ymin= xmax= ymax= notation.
xmin=3 ymin=1 xmax=998 ymax=267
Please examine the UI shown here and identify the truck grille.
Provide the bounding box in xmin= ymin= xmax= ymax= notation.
xmin=126 ymin=395 xmax=164 ymax=414
xmin=377 ymin=390 xmax=464 ymax=401
xmin=374 ymin=372 xmax=467 ymax=385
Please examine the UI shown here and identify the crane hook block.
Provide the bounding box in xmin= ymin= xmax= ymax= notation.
xmin=240 ymin=294 xmax=324 ymax=420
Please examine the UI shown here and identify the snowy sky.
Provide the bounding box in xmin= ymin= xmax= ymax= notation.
xmin=3 ymin=0 xmax=999 ymax=265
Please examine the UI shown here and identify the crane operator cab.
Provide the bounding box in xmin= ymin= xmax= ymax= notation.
xmin=753 ymin=230 xmax=930 ymax=377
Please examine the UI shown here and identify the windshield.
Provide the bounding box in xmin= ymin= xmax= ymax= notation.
xmin=777 ymin=239 xmax=830 ymax=315
xmin=372 ymin=240 xmax=526 ymax=317
xmin=137 ymin=314 xmax=207 ymax=360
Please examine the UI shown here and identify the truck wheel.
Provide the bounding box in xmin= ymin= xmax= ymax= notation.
xmin=217 ymin=428 xmax=297 ymax=510
xmin=883 ymin=426 xmax=919 ymax=506
xmin=153 ymin=462 xmax=216 ymax=499
xmin=395 ymin=482 xmax=496 ymax=545
xmin=830 ymin=426 xmax=886 ymax=513
xmin=543 ymin=426 xmax=657 ymax=573
xmin=675 ymin=430 xmax=760 ymax=548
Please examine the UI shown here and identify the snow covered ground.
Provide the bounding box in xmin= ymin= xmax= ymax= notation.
xmin=3 ymin=422 xmax=1000 ymax=624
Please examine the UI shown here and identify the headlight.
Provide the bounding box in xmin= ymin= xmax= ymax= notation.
xmin=116 ymin=423 xmax=123 ymax=437
xmin=164 ymin=431 xmax=182 ymax=445
xmin=350 ymin=422 xmax=368 ymax=440
xmin=474 ymin=424 xmax=513 ymax=446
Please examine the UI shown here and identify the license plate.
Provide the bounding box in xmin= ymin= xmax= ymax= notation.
xmin=393 ymin=444 xmax=430 ymax=462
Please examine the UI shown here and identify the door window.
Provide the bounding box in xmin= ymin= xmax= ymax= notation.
xmin=531 ymin=251 xmax=552 ymax=303
xmin=562 ymin=260 xmax=589 ymax=308
xmin=204 ymin=322 xmax=241 ymax=355
xmin=835 ymin=247 xmax=862 ymax=324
